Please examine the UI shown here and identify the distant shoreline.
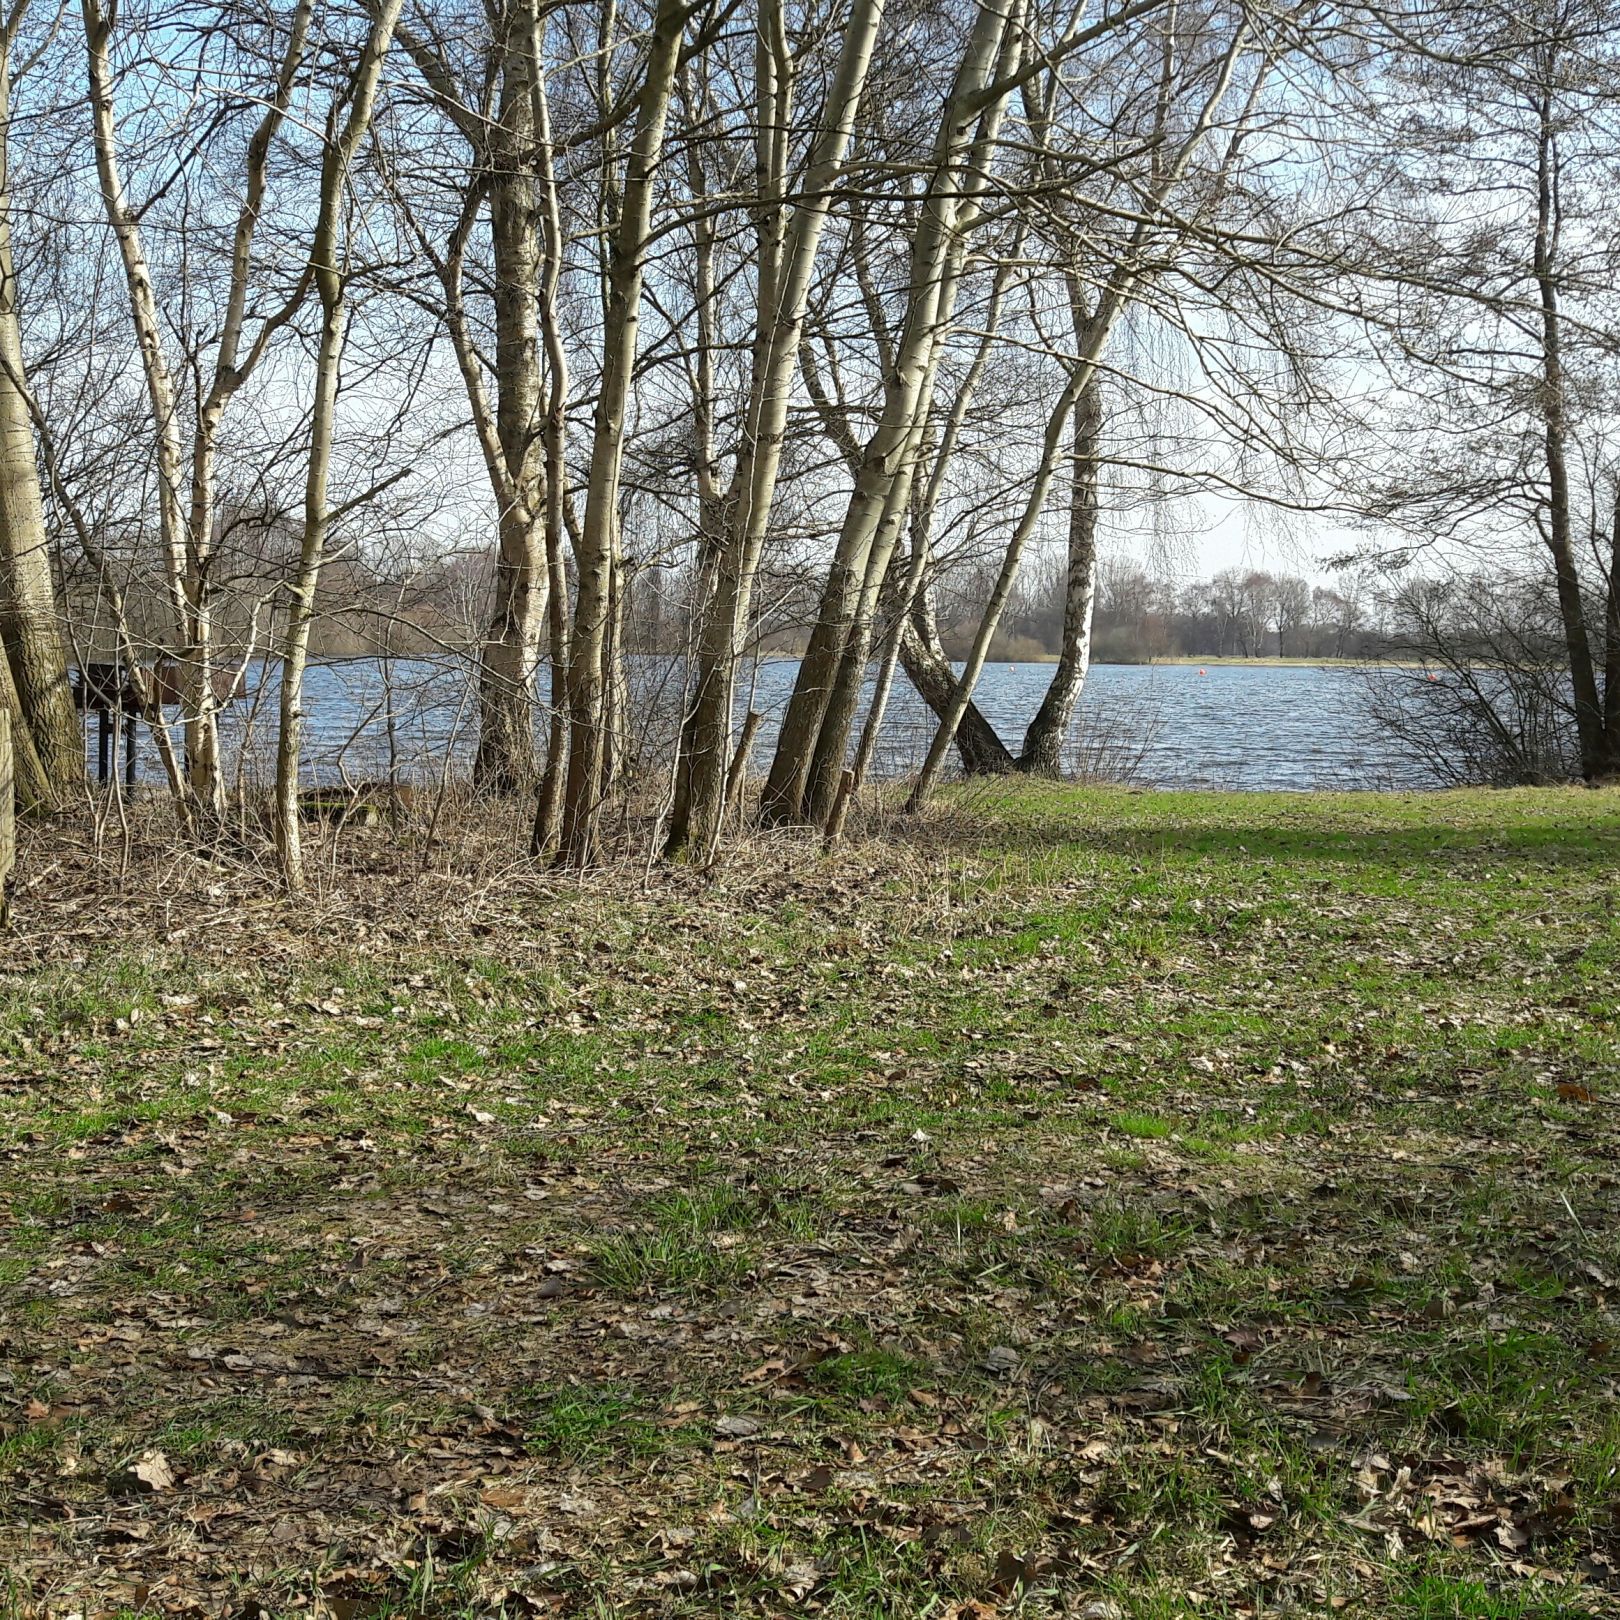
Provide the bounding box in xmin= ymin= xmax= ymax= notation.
xmin=283 ymin=650 xmax=1409 ymax=670
xmin=984 ymin=654 xmax=1376 ymax=668
xmin=1126 ymin=655 xmax=1367 ymax=668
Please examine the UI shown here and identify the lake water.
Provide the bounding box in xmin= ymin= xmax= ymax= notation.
xmin=96 ymin=657 xmax=1426 ymax=793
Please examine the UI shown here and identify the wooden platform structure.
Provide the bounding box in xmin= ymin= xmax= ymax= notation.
xmin=71 ymin=657 xmax=250 ymax=788
xmin=72 ymin=661 xmax=142 ymax=788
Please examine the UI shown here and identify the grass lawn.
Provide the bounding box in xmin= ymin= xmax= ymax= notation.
xmin=2 ymin=782 xmax=1618 ymax=1618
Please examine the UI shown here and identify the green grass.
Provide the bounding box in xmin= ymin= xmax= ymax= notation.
xmin=588 ymin=1226 xmax=755 ymax=1293
xmin=806 ymin=1347 xmax=930 ymax=1409
xmin=521 ymin=1387 xmax=682 ymax=1459
xmin=3 ymin=783 xmax=1619 ymax=1617
xmin=1395 ymin=1571 xmax=1597 ymax=1617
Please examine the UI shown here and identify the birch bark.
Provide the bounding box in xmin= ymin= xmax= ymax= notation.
xmin=556 ymin=0 xmax=689 ymax=866
xmin=664 ymin=0 xmax=886 ymax=857
xmin=759 ymin=0 xmax=1023 ymax=826
xmin=274 ymin=0 xmax=407 ymax=888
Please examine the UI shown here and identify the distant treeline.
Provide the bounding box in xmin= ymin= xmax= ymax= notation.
xmin=69 ymin=545 xmax=1378 ymax=668
xmin=964 ymin=563 xmax=1379 ymax=664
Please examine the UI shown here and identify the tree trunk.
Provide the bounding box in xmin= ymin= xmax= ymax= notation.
xmin=476 ymin=495 xmax=546 ymax=793
xmin=1018 ymin=372 xmax=1101 ymax=775
xmin=398 ymin=7 xmax=550 ymax=795
xmin=530 ymin=5 xmax=572 ymax=853
xmin=904 ymin=355 xmax=1096 ymax=811
xmin=803 ymin=226 xmax=1025 ymax=816
xmin=83 ymin=0 xmax=229 ymax=815
xmin=474 ymin=11 xmax=548 ymax=792
xmin=557 ymin=0 xmax=686 ymax=867
xmin=843 ymin=243 xmax=1023 ymax=792
xmin=274 ymin=0 xmax=405 ymax=889
xmin=276 ymin=298 xmax=341 ymax=889
xmin=0 ymin=31 xmax=77 ymax=798
xmin=665 ymin=0 xmax=886 ymax=857
xmin=1601 ymin=490 xmax=1619 ymax=773
xmin=760 ymin=0 xmax=1023 ymax=827
xmin=1531 ymin=101 xmax=1605 ymax=779
xmin=905 ymin=26 xmax=1250 ymax=814
xmin=849 ymin=478 xmax=939 ymax=796
xmin=898 ymin=615 xmax=1014 ymax=774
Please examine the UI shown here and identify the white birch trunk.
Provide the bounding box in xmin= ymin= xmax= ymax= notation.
xmin=1018 ymin=369 xmax=1101 ymax=775
xmin=664 ymin=0 xmax=886 ymax=857
xmin=760 ymin=0 xmax=1023 ymax=826
xmin=83 ymin=0 xmax=212 ymax=812
xmin=274 ymin=0 xmax=406 ymax=888
xmin=84 ymin=0 xmax=313 ymax=821
xmin=529 ymin=9 xmax=573 ymax=852
xmin=556 ymin=0 xmax=688 ymax=866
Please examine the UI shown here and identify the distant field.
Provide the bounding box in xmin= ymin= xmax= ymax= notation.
xmin=2 ymin=784 xmax=1617 ymax=1617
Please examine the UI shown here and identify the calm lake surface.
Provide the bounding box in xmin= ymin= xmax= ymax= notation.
xmin=105 ymin=658 xmax=1426 ymax=792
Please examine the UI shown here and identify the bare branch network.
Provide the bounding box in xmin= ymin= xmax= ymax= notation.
xmin=0 ymin=0 xmax=1613 ymax=883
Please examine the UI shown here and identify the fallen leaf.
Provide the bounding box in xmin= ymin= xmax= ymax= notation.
xmin=110 ymin=1450 xmax=175 ymax=1494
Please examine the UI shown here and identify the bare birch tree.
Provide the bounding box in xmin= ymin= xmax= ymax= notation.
xmin=663 ymin=0 xmax=886 ymax=858
xmin=907 ymin=20 xmax=1258 ymax=811
xmin=758 ymin=0 xmax=1031 ymax=827
xmin=81 ymin=0 xmax=315 ymax=823
xmin=274 ymin=0 xmax=407 ymax=888
xmin=393 ymin=0 xmax=554 ymax=792
xmin=556 ymin=0 xmax=692 ymax=867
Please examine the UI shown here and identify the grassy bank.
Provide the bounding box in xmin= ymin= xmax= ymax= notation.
xmin=2 ymin=784 xmax=1618 ymax=1618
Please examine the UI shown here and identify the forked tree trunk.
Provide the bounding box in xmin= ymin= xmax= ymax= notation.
xmin=836 ymin=243 xmax=1024 ymax=792
xmin=898 ymin=616 xmax=1014 ymax=774
xmin=905 ymin=26 xmax=1251 ymax=814
xmin=664 ymin=0 xmax=885 ymax=857
xmin=888 ymin=376 xmax=1100 ymax=782
xmin=830 ymin=233 xmax=1027 ymax=800
xmin=398 ymin=6 xmax=550 ymax=794
xmin=905 ymin=361 xmax=1098 ymax=811
xmin=84 ymin=0 xmax=217 ymax=815
xmin=83 ymin=0 xmax=313 ymax=823
xmin=760 ymin=0 xmax=1024 ymax=827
